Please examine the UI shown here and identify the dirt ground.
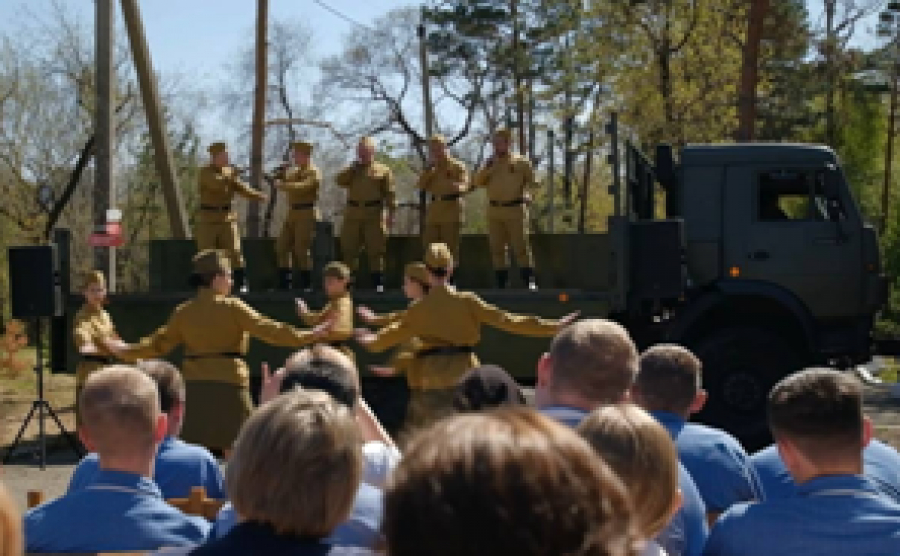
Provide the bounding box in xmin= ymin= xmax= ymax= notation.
xmin=2 ymin=367 xmax=899 ymax=512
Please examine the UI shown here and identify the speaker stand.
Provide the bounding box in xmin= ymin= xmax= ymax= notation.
xmin=3 ymin=318 xmax=83 ymax=468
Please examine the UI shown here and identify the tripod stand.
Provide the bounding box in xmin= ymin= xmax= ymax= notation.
xmin=3 ymin=317 xmax=83 ymax=468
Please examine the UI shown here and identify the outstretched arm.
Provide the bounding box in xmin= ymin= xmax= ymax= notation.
xmin=469 ymin=294 xmax=578 ymax=337
xmin=233 ymin=299 xmax=329 ymax=348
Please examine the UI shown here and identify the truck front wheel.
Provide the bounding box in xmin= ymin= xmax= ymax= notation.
xmin=692 ymin=327 xmax=806 ymax=451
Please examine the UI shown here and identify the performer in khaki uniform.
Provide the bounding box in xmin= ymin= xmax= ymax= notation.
xmin=472 ymin=128 xmax=538 ymax=290
xmin=102 ymin=249 xmax=328 ymax=452
xmin=417 ymin=135 xmax=469 ymax=264
xmin=335 ymin=136 xmax=396 ymax=292
xmin=274 ymin=141 xmax=320 ymax=291
xmin=296 ymin=262 xmax=355 ymax=361
xmin=356 ymin=243 xmax=579 ymax=429
xmin=196 ymin=142 xmax=267 ymax=293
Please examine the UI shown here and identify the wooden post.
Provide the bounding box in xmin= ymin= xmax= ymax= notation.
xmin=511 ymin=0 xmax=526 ymax=152
xmin=418 ymin=14 xmax=434 ymax=232
xmin=579 ymin=131 xmax=594 ymax=234
xmin=883 ymin=68 xmax=898 ymax=235
xmin=247 ymin=0 xmax=268 ymax=237
xmin=94 ymin=0 xmax=115 ymax=288
xmin=120 ymin=0 xmax=190 ymax=239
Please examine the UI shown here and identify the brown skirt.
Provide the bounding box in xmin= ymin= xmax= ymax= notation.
xmin=181 ymin=380 xmax=253 ymax=451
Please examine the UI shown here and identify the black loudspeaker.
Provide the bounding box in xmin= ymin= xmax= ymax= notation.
xmin=8 ymin=245 xmax=62 ymax=318
xmin=629 ymin=219 xmax=685 ymax=302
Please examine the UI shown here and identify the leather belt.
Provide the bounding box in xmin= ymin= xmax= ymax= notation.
xmin=183 ymin=352 xmax=244 ymax=360
xmin=433 ymin=193 xmax=462 ymax=201
xmin=81 ymin=355 xmax=114 ymax=364
xmin=415 ymin=346 xmax=474 ymax=358
xmin=490 ymin=199 xmax=525 ymax=207
xmin=347 ymin=200 xmax=383 ymax=208
xmin=200 ymin=204 xmax=232 ymax=211
xmin=291 ymin=203 xmax=315 ymax=210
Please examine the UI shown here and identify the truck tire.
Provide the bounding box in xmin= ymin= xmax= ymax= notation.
xmin=692 ymin=327 xmax=805 ymax=451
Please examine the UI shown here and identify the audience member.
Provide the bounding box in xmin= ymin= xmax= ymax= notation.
xmin=535 ymin=319 xmax=708 ymax=556
xmin=579 ymin=404 xmax=683 ymax=556
xmin=68 ymin=359 xmax=225 ymax=499
xmin=633 ymin=345 xmax=762 ymax=523
xmin=24 ymin=366 xmax=210 ymax=553
xmin=383 ymin=408 xmax=641 ymax=556
xmin=704 ymin=368 xmax=900 ymax=555
xmin=191 ymin=390 xmax=373 ymax=556
xmin=452 ymin=364 xmax=526 ymax=411
xmin=0 ymin=480 xmax=22 ymax=556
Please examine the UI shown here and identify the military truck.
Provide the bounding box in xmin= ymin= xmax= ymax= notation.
xmin=53 ymin=113 xmax=887 ymax=446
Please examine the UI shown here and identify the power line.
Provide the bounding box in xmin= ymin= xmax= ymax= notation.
xmin=311 ymin=0 xmax=372 ymax=30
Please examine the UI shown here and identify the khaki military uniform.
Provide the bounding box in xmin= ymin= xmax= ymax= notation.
xmin=335 ymin=162 xmax=396 ymax=273
xmin=300 ymin=292 xmax=355 ymax=361
xmin=195 ymin=164 xmax=266 ymax=268
xmin=275 ymin=163 xmax=320 ymax=271
xmin=472 ymin=153 xmax=536 ymax=270
xmin=417 ymin=158 xmax=468 ymax=261
xmin=121 ymin=288 xmax=321 ymax=450
xmin=72 ymin=304 xmax=122 ymax=425
xmin=364 ymin=283 xmax=561 ymax=429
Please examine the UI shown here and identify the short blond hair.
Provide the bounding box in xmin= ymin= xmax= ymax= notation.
xmin=79 ymin=365 xmax=160 ymax=457
xmin=0 ymin=480 xmax=22 ymax=556
xmin=227 ymin=390 xmax=362 ymax=538
xmin=578 ymin=404 xmax=680 ymax=538
xmin=548 ymin=319 xmax=638 ymax=403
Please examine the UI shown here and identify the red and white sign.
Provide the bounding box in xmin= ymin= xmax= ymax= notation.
xmin=89 ymin=233 xmax=124 ymax=247
xmin=90 ymin=207 xmax=124 ymax=247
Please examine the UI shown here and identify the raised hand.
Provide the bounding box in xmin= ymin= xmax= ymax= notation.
xmin=558 ymin=311 xmax=581 ymax=328
xmin=260 ymin=362 xmax=286 ymax=404
xmin=295 ymin=298 xmax=309 ymax=317
xmin=312 ymin=316 xmax=335 ymax=337
xmin=357 ymin=306 xmax=377 ymax=324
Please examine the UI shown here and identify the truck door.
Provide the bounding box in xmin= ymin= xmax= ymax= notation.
xmin=723 ymin=165 xmax=863 ymax=319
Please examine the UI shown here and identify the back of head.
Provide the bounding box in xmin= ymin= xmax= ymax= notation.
xmin=578 ymin=404 xmax=680 ymax=539
xmin=384 ymin=408 xmax=639 ymax=556
xmin=635 ymin=345 xmax=702 ymax=414
xmin=453 ymin=365 xmax=526 ymax=412
xmin=547 ymin=319 xmax=638 ymax=404
xmin=136 ymin=359 xmax=185 ymax=413
xmin=280 ymin=345 xmax=359 ymax=408
xmin=79 ymin=365 xmax=160 ymax=458
xmin=768 ymin=368 xmax=864 ymax=464
xmin=0 ymin=480 xmax=22 ymax=556
xmin=227 ymin=390 xmax=362 ymax=538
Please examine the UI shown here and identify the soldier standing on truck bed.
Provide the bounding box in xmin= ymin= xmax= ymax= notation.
xmin=195 ymin=142 xmax=267 ymax=294
xmin=274 ymin=141 xmax=320 ymax=292
xmin=355 ymin=243 xmax=579 ymax=429
xmin=335 ymin=136 xmax=397 ymax=293
xmin=473 ymin=128 xmax=538 ymax=290
xmin=417 ymin=134 xmax=469 ymax=268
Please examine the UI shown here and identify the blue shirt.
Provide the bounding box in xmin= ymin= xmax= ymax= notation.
xmin=751 ymin=440 xmax=900 ymax=503
xmin=541 ymin=405 xmax=709 ymax=556
xmin=703 ymin=475 xmax=900 ymax=556
xmin=69 ymin=436 xmax=225 ymax=500
xmin=25 ymin=469 xmax=210 ymax=553
xmin=652 ymin=411 xmax=763 ymax=513
xmin=211 ymin=482 xmax=384 ymax=549
xmin=191 ymin=521 xmax=375 ymax=556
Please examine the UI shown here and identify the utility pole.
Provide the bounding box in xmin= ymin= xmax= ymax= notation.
xmin=94 ymin=0 xmax=115 ymax=290
xmin=825 ymin=0 xmax=837 ymax=146
xmin=418 ymin=11 xmax=435 ymax=231
xmin=511 ymin=0 xmax=526 ymax=152
xmin=247 ymin=0 xmax=268 ymax=238
xmin=120 ymin=0 xmax=190 ymax=239
xmin=735 ymin=0 xmax=769 ymax=141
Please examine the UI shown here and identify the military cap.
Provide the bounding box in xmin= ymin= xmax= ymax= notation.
xmin=208 ymin=142 xmax=227 ymax=155
xmin=428 ymin=134 xmax=446 ymax=146
xmin=291 ymin=141 xmax=313 ymax=155
xmin=494 ymin=128 xmax=513 ymax=141
xmin=404 ymin=262 xmax=429 ymax=285
xmin=192 ymin=249 xmax=231 ymax=275
xmin=359 ymin=136 xmax=376 ymax=148
xmin=80 ymin=270 xmax=106 ymax=290
xmin=425 ymin=243 xmax=454 ymax=271
xmin=323 ymin=261 xmax=352 ymax=280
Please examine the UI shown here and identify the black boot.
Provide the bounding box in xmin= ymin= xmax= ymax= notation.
xmin=234 ymin=268 xmax=248 ymax=294
xmin=371 ymin=272 xmax=384 ymax=293
xmin=297 ymin=270 xmax=313 ymax=292
xmin=495 ymin=269 xmax=509 ymax=289
xmin=521 ymin=267 xmax=538 ymax=291
xmin=277 ymin=268 xmax=292 ymax=291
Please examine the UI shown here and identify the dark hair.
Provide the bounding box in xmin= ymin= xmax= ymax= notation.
xmin=136 ymin=359 xmax=185 ymax=413
xmin=384 ymin=409 xmax=640 ymax=556
xmin=188 ymin=272 xmax=217 ymax=289
xmin=281 ymin=349 xmax=359 ymax=408
xmin=426 ymin=265 xmax=448 ymax=278
xmin=453 ymin=365 xmax=526 ymax=412
xmin=767 ymin=368 xmax=864 ymax=462
xmin=635 ymin=345 xmax=702 ymax=414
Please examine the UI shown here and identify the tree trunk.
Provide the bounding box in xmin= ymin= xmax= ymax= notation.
xmin=824 ymin=0 xmax=836 ymax=146
xmin=246 ymin=0 xmax=268 ymax=238
xmin=736 ymin=0 xmax=769 ymax=141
